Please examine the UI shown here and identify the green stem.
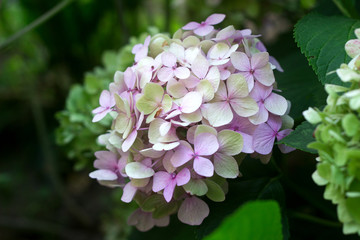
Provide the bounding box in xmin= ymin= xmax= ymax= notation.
xmin=0 ymin=0 xmax=74 ymax=51
xmin=332 ymin=0 xmax=360 ymax=19
xmin=289 ymin=211 xmax=342 ymax=228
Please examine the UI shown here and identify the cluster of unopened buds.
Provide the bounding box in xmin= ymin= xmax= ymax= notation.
xmin=89 ymin=14 xmax=294 ymax=231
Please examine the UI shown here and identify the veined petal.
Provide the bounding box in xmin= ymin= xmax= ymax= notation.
xmin=193 ymin=156 xmax=214 ymax=177
xmin=217 ymin=130 xmax=243 ymax=155
xmin=230 ymin=96 xmax=258 ymax=117
xmin=125 ymin=162 xmax=154 ymax=179
xmin=166 ymin=78 xmax=188 ymax=98
xmin=181 ymin=91 xmax=203 ymax=113
xmin=178 ymin=197 xmax=209 ymax=225
xmin=253 ymin=64 xmax=275 ymax=86
xmin=230 ymin=52 xmax=250 ymax=71
xmin=194 ymin=133 xmax=219 ymax=156
xmin=249 ymin=81 xmax=273 ymax=101
xmin=163 ymin=180 xmax=177 ymax=202
xmin=227 ymin=73 xmax=249 ymax=98
xmin=194 ymin=25 xmax=214 ymax=36
xmin=176 ymin=168 xmax=191 ymax=186
xmin=152 ymin=171 xmax=171 ymax=192
xmin=248 ymin=103 xmax=268 ymax=125
xmin=253 ymin=123 xmax=276 ymax=155
xmin=205 ymin=13 xmax=226 ymax=25
xmin=214 ymin=153 xmax=239 ymax=179
xmin=251 ymin=52 xmax=269 ymax=69
xmin=121 ymin=182 xmax=137 ymax=203
xmin=99 ymin=90 xmax=113 ymax=107
xmin=205 ymin=66 xmax=221 ymax=92
xmin=192 ymin=54 xmax=209 ymax=79
xmin=170 ymin=141 xmax=194 ymax=167
xmin=201 ymin=101 xmax=233 ymax=127
xmin=264 ymin=93 xmax=288 ymax=116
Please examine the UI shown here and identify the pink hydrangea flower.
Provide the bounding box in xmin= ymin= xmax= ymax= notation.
xmin=90 ymin=13 xmax=294 ymax=231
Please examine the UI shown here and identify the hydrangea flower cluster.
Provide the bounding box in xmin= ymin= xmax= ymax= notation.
xmin=304 ymin=28 xmax=360 ymax=236
xmin=89 ymin=14 xmax=294 ymax=231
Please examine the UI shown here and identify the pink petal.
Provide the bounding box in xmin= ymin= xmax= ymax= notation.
xmin=170 ymin=141 xmax=194 ymax=167
xmin=174 ymin=67 xmax=190 ymax=79
xmin=230 ymin=52 xmax=250 ymax=71
xmin=192 ymin=54 xmax=209 ymax=79
xmin=176 ymin=168 xmax=191 ymax=186
xmin=181 ymin=92 xmax=202 ymax=113
xmin=92 ymin=108 xmax=111 ymax=122
xmin=178 ymin=196 xmax=210 ymax=225
xmin=122 ymin=130 xmax=138 ymax=152
xmin=253 ymin=123 xmax=276 ymax=155
xmin=94 ymin=151 xmax=117 ymax=169
xmin=205 ymin=13 xmax=226 ymax=25
xmin=92 ymin=106 xmax=104 ymax=114
xmin=154 ymin=216 xmax=170 ymax=227
xmin=99 ymin=90 xmax=112 ymax=107
xmin=251 ymin=52 xmax=269 ymax=69
xmin=194 ymin=25 xmax=214 ymax=36
xmin=253 ymin=65 xmax=275 ymax=86
xmin=194 ymin=133 xmax=219 ymax=156
xmin=121 ymin=182 xmax=137 ymax=203
xmin=264 ymin=93 xmax=288 ymax=116
xmin=89 ymin=169 xmax=117 ymax=181
xmin=220 ymin=69 xmax=231 ymax=80
xmin=239 ymin=132 xmax=254 ymax=153
xmin=144 ymin=35 xmax=151 ymax=47
xmin=194 ymin=156 xmax=214 ymax=177
xmin=132 ymin=44 xmax=143 ymax=54
xmin=128 ymin=209 xmax=155 ymax=232
xmin=134 ymin=46 xmax=148 ymax=62
xmin=158 ymin=67 xmax=174 ymax=82
xmin=243 ymin=72 xmax=254 ymax=91
xmin=269 ymin=56 xmax=284 ymax=72
xmin=183 ymin=21 xmax=200 ymax=30
xmin=163 ymin=180 xmax=176 ymax=202
xmin=162 ymin=52 xmax=177 ymax=68
xmin=152 ymin=171 xmax=171 ymax=192
xmin=124 ymin=67 xmax=136 ymax=89
xmin=267 ymin=115 xmax=282 ymax=132
xmin=249 ymin=81 xmax=273 ymax=101
xmin=277 ymin=129 xmax=295 ymax=153
xmin=248 ymin=103 xmax=268 ymax=125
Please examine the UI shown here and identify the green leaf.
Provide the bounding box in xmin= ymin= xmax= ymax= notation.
xmin=203 ymin=200 xmax=283 ymax=240
xmin=345 ymin=197 xmax=360 ymax=224
xmin=278 ymin=121 xmax=317 ymax=154
xmin=294 ymin=12 xmax=360 ymax=85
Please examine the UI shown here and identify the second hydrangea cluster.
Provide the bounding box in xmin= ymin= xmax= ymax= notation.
xmin=304 ymin=28 xmax=360 ymax=236
xmin=89 ymin=14 xmax=294 ymax=231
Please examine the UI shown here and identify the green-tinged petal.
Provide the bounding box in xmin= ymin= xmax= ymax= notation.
xmin=214 ymin=153 xmax=239 ymax=179
xmin=167 ymin=79 xmax=188 ymax=98
xmin=122 ymin=117 xmax=134 ymax=139
xmin=115 ymin=112 xmax=130 ymax=134
xmin=136 ymin=83 xmax=164 ymax=114
xmin=194 ymin=125 xmax=217 ymax=137
xmin=312 ymin=170 xmax=328 ymax=186
xmin=217 ymin=130 xmax=243 ymax=156
xmin=183 ymin=179 xmax=208 ymax=196
xmin=162 ymin=94 xmax=173 ymax=112
xmin=149 ymin=118 xmax=179 ymax=144
xmin=180 ymin=109 xmax=202 ymax=123
xmin=126 ymin=162 xmax=154 ymax=179
xmin=204 ymin=179 xmax=225 ymax=202
xmin=202 ymin=102 xmax=233 ymax=127
xmin=196 ymin=79 xmax=215 ymax=102
xmin=227 ymin=73 xmax=249 ymax=98
xmin=141 ymin=194 xmax=165 ymax=212
xmin=230 ymin=96 xmax=259 ymax=117
xmin=131 ymin=178 xmax=150 ymax=187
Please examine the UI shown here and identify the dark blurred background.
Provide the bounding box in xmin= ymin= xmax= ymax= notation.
xmin=1 ymin=0 xmax=357 ymax=239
